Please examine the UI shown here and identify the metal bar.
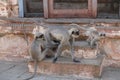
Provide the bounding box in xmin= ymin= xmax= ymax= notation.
xmin=119 ymin=1 xmax=120 ymax=18
xmin=18 ymin=0 xmax=24 ymax=18
xmin=43 ymin=0 xmax=49 ymax=18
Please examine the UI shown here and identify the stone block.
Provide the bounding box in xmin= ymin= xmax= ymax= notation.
xmin=0 ymin=34 xmax=30 ymax=61
xmin=100 ymin=38 xmax=120 ymax=60
xmin=28 ymin=55 xmax=104 ymax=78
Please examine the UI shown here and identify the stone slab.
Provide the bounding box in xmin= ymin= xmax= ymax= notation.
xmin=0 ymin=60 xmax=120 ymax=80
xmin=28 ymin=55 xmax=104 ymax=78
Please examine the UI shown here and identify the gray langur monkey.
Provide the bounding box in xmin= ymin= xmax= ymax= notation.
xmin=86 ymin=30 xmax=106 ymax=48
xmin=87 ymin=31 xmax=106 ymax=56
xmin=87 ymin=31 xmax=106 ymax=48
xmin=48 ymin=27 xmax=80 ymax=63
xmin=33 ymin=25 xmax=60 ymax=58
xmin=33 ymin=25 xmax=80 ymax=63
xmin=68 ymin=23 xmax=106 ymax=48
xmin=23 ymin=32 xmax=50 ymax=80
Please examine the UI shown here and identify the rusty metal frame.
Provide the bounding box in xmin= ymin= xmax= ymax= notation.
xmin=44 ymin=0 xmax=97 ymax=18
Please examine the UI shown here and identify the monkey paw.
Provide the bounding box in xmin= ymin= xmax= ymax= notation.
xmin=73 ymin=59 xmax=80 ymax=63
xmin=53 ymin=58 xmax=58 ymax=63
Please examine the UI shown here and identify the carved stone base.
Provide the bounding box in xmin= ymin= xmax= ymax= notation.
xmin=28 ymin=55 xmax=104 ymax=78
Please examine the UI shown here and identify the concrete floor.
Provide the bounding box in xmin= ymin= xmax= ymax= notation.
xmin=0 ymin=60 xmax=120 ymax=80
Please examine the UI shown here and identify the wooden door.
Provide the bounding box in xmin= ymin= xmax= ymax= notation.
xmin=44 ymin=0 xmax=97 ymax=18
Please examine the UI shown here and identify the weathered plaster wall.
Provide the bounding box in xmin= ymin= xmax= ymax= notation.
xmin=0 ymin=22 xmax=119 ymax=68
xmin=0 ymin=0 xmax=18 ymax=17
xmin=0 ymin=34 xmax=32 ymax=61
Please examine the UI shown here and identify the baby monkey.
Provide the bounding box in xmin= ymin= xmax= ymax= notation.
xmin=87 ymin=31 xmax=106 ymax=48
xmin=69 ymin=23 xmax=106 ymax=48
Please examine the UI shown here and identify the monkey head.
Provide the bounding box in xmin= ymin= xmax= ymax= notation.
xmin=99 ymin=32 xmax=106 ymax=37
xmin=49 ymin=33 xmax=60 ymax=46
xmin=34 ymin=32 xmax=45 ymax=41
xmin=69 ymin=28 xmax=80 ymax=38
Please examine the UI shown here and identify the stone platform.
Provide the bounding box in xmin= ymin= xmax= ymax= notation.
xmin=28 ymin=55 xmax=105 ymax=78
xmin=61 ymin=41 xmax=98 ymax=59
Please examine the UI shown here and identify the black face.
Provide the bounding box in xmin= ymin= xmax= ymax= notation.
xmin=53 ymin=40 xmax=60 ymax=45
xmin=36 ymin=34 xmax=45 ymax=40
xmin=100 ymin=33 xmax=106 ymax=37
xmin=49 ymin=33 xmax=60 ymax=45
xmin=72 ymin=31 xmax=80 ymax=35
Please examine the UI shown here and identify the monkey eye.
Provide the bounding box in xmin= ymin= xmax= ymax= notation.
xmin=76 ymin=31 xmax=79 ymax=34
xmin=103 ymin=34 xmax=106 ymax=36
xmin=72 ymin=31 xmax=75 ymax=34
xmin=35 ymin=34 xmax=44 ymax=39
xmin=100 ymin=34 xmax=103 ymax=36
xmin=100 ymin=33 xmax=106 ymax=36
xmin=36 ymin=37 xmax=39 ymax=39
xmin=39 ymin=34 xmax=44 ymax=38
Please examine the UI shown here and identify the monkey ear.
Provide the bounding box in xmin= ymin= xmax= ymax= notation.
xmin=100 ymin=33 xmax=103 ymax=36
xmin=99 ymin=32 xmax=106 ymax=37
xmin=102 ymin=33 xmax=106 ymax=36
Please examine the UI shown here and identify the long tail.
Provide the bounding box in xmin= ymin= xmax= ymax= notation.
xmin=23 ymin=60 xmax=38 ymax=80
xmin=68 ymin=23 xmax=86 ymax=30
xmin=69 ymin=23 xmax=96 ymax=31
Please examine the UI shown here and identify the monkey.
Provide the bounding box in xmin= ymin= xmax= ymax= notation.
xmin=79 ymin=25 xmax=106 ymax=49
xmin=68 ymin=23 xmax=106 ymax=50
xmin=33 ymin=25 xmax=80 ymax=63
xmin=89 ymin=31 xmax=106 ymax=56
xmin=87 ymin=31 xmax=106 ymax=48
xmin=47 ymin=27 xmax=80 ymax=63
xmin=68 ymin=27 xmax=80 ymax=59
xmin=32 ymin=25 xmax=60 ymax=59
xmin=22 ymin=32 xmax=51 ymax=80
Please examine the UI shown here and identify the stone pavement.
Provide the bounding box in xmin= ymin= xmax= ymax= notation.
xmin=0 ymin=60 xmax=120 ymax=80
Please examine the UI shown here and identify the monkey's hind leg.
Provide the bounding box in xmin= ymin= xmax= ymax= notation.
xmin=53 ymin=44 xmax=62 ymax=63
xmin=90 ymin=39 xmax=97 ymax=49
xmin=70 ymin=41 xmax=80 ymax=63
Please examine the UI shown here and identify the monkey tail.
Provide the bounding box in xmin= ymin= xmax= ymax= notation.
xmin=68 ymin=23 xmax=84 ymax=29
xmin=69 ymin=23 xmax=80 ymax=28
xmin=23 ymin=60 xmax=38 ymax=80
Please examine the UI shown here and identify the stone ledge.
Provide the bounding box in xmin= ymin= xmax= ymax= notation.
xmin=28 ymin=55 xmax=104 ymax=78
xmin=1 ymin=17 xmax=120 ymax=24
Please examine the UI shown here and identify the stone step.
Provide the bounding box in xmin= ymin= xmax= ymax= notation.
xmin=28 ymin=55 xmax=105 ymax=78
xmin=45 ymin=18 xmax=120 ymax=24
xmin=61 ymin=41 xmax=98 ymax=59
